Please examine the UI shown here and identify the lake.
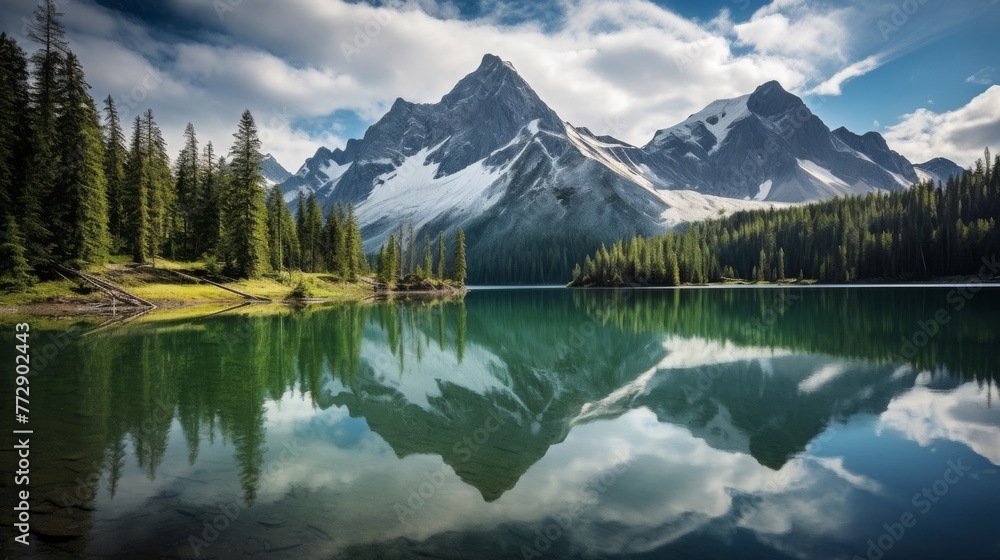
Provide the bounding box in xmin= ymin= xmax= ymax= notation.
xmin=2 ymin=287 xmax=999 ymax=559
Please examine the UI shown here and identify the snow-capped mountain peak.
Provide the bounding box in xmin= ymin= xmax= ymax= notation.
xmin=276 ymin=56 xmax=964 ymax=282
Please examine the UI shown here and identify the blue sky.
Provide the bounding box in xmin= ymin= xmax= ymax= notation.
xmin=2 ymin=0 xmax=998 ymax=169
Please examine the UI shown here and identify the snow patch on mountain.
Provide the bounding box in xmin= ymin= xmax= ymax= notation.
xmin=565 ymin=124 xmax=654 ymax=191
xmin=652 ymin=94 xmax=751 ymax=152
xmin=658 ymin=189 xmax=782 ymax=228
xmin=320 ymin=160 xmax=351 ymax=185
xmin=755 ymin=180 xmax=773 ymax=201
xmin=355 ymin=143 xmax=508 ymax=237
xmin=797 ymin=159 xmax=851 ymax=191
xmin=914 ymin=168 xmax=936 ymax=183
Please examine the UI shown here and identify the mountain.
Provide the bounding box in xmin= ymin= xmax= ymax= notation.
xmin=280 ymin=55 xmax=963 ymax=283
xmin=628 ymin=82 xmax=929 ymax=202
xmin=285 ymin=54 xmax=684 ymax=282
xmin=260 ymin=153 xmax=291 ymax=186
xmin=914 ymin=157 xmax=966 ymax=185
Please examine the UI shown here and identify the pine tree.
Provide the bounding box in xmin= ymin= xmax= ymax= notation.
xmin=0 ymin=33 xmax=31 ymax=277
xmin=193 ymin=142 xmax=220 ymax=257
xmin=0 ymin=219 xmax=33 ymax=287
xmin=265 ymin=184 xmax=298 ymax=272
xmin=343 ymin=204 xmax=364 ymax=281
xmin=667 ymin=251 xmax=680 ymax=286
xmin=23 ymin=0 xmax=69 ymax=263
xmin=324 ymin=205 xmax=345 ymax=276
xmin=221 ymin=110 xmax=269 ymax=278
xmin=436 ymin=231 xmax=446 ymax=280
xmin=376 ymin=233 xmax=399 ymax=288
xmin=304 ymin=193 xmax=323 ymax=272
xmin=53 ymin=52 xmax=109 ymax=265
xmin=174 ymin=122 xmax=199 ymax=259
xmin=143 ymin=109 xmax=174 ymax=262
xmin=406 ymin=223 xmax=415 ymax=276
xmin=451 ymin=227 xmax=466 ymax=285
xmin=295 ymin=192 xmax=307 ymax=268
xmin=102 ymin=95 xmax=127 ymax=242
xmin=123 ymin=115 xmax=150 ymax=262
xmin=422 ymin=233 xmax=433 ymax=280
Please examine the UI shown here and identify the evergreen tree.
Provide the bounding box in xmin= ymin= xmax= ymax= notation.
xmin=53 ymin=52 xmax=109 ymax=265
xmin=221 ymin=110 xmax=269 ymax=278
xmin=265 ymin=184 xmax=299 ymax=272
xmin=0 ymin=33 xmax=31 ymax=277
xmin=22 ymin=0 xmax=69 ymax=263
xmin=344 ymin=204 xmax=364 ymax=281
xmin=123 ymin=115 xmax=149 ymax=262
xmin=324 ymin=204 xmax=345 ymax=276
xmin=376 ymin=233 xmax=398 ymax=287
xmin=174 ymin=122 xmax=199 ymax=259
xmin=193 ymin=142 xmax=220 ymax=257
xmin=295 ymin=192 xmax=307 ymax=268
xmin=422 ymin=233 xmax=433 ymax=279
xmin=0 ymin=219 xmax=33 ymax=287
xmin=451 ymin=227 xmax=467 ymax=285
xmin=303 ymin=193 xmax=323 ymax=272
xmin=143 ymin=109 xmax=174 ymax=262
xmin=102 ymin=95 xmax=127 ymax=242
xmin=436 ymin=231 xmax=446 ymax=280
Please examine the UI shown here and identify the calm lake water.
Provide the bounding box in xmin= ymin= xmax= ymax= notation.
xmin=2 ymin=287 xmax=999 ymax=559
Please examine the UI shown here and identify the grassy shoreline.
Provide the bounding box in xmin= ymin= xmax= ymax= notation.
xmin=0 ymin=258 xmax=464 ymax=317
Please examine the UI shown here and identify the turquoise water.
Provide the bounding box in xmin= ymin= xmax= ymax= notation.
xmin=1 ymin=287 xmax=998 ymax=559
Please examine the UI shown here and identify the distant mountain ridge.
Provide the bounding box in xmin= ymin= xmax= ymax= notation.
xmin=279 ymin=54 xmax=964 ymax=282
xmin=260 ymin=153 xmax=291 ymax=186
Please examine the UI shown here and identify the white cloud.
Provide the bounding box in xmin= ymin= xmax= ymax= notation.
xmin=966 ymin=66 xmax=997 ymax=85
xmin=808 ymin=55 xmax=882 ymax=96
xmin=734 ymin=2 xmax=852 ymax=64
xmin=884 ymin=86 xmax=1000 ymax=166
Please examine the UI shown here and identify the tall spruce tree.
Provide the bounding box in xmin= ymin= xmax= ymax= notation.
xmin=295 ymin=192 xmax=307 ymax=268
xmin=303 ymin=193 xmax=323 ymax=272
xmin=265 ymin=184 xmax=299 ymax=272
xmin=53 ymin=52 xmax=109 ymax=265
xmin=174 ymin=122 xmax=199 ymax=259
xmin=0 ymin=219 xmax=33 ymax=287
xmin=102 ymin=95 xmax=127 ymax=242
xmin=376 ymin=233 xmax=398 ymax=288
xmin=436 ymin=231 xmax=446 ymax=280
xmin=222 ymin=110 xmax=269 ymax=278
xmin=324 ymin=204 xmax=345 ymax=276
xmin=143 ymin=109 xmax=174 ymax=262
xmin=193 ymin=141 xmax=220 ymax=257
xmin=451 ymin=227 xmax=466 ymax=284
xmin=0 ymin=33 xmax=31 ymax=278
xmin=123 ymin=115 xmax=150 ymax=262
xmin=422 ymin=233 xmax=433 ymax=279
xmin=344 ymin=204 xmax=364 ymax=281
xmin=23 ymin=0 xmax=69 ymax=263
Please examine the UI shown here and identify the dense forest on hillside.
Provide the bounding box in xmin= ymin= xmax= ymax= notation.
xmin=0 ymin=2 xmax=466 ymax=290
xmin=570 ymin=156 xmax=1000 ymax=286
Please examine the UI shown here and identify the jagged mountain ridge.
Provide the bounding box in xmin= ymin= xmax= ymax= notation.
xmin=260 ymin=153 xmax=291 ymax=187
xmin=280 ymin=54 xmax=963 ymax=282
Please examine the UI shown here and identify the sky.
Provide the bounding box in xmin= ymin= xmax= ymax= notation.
xmin=1 ymin=0 xmax=999 ymax=171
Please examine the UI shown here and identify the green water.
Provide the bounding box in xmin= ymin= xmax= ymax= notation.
xmin=1 ymin=287 xmax=999 ymax=559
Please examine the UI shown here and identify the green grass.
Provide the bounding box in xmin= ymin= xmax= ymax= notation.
xmin=0 ymin=279 xmax=105 ymax=306
xmin=0 ymin=256 xmax=377 ymax=309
